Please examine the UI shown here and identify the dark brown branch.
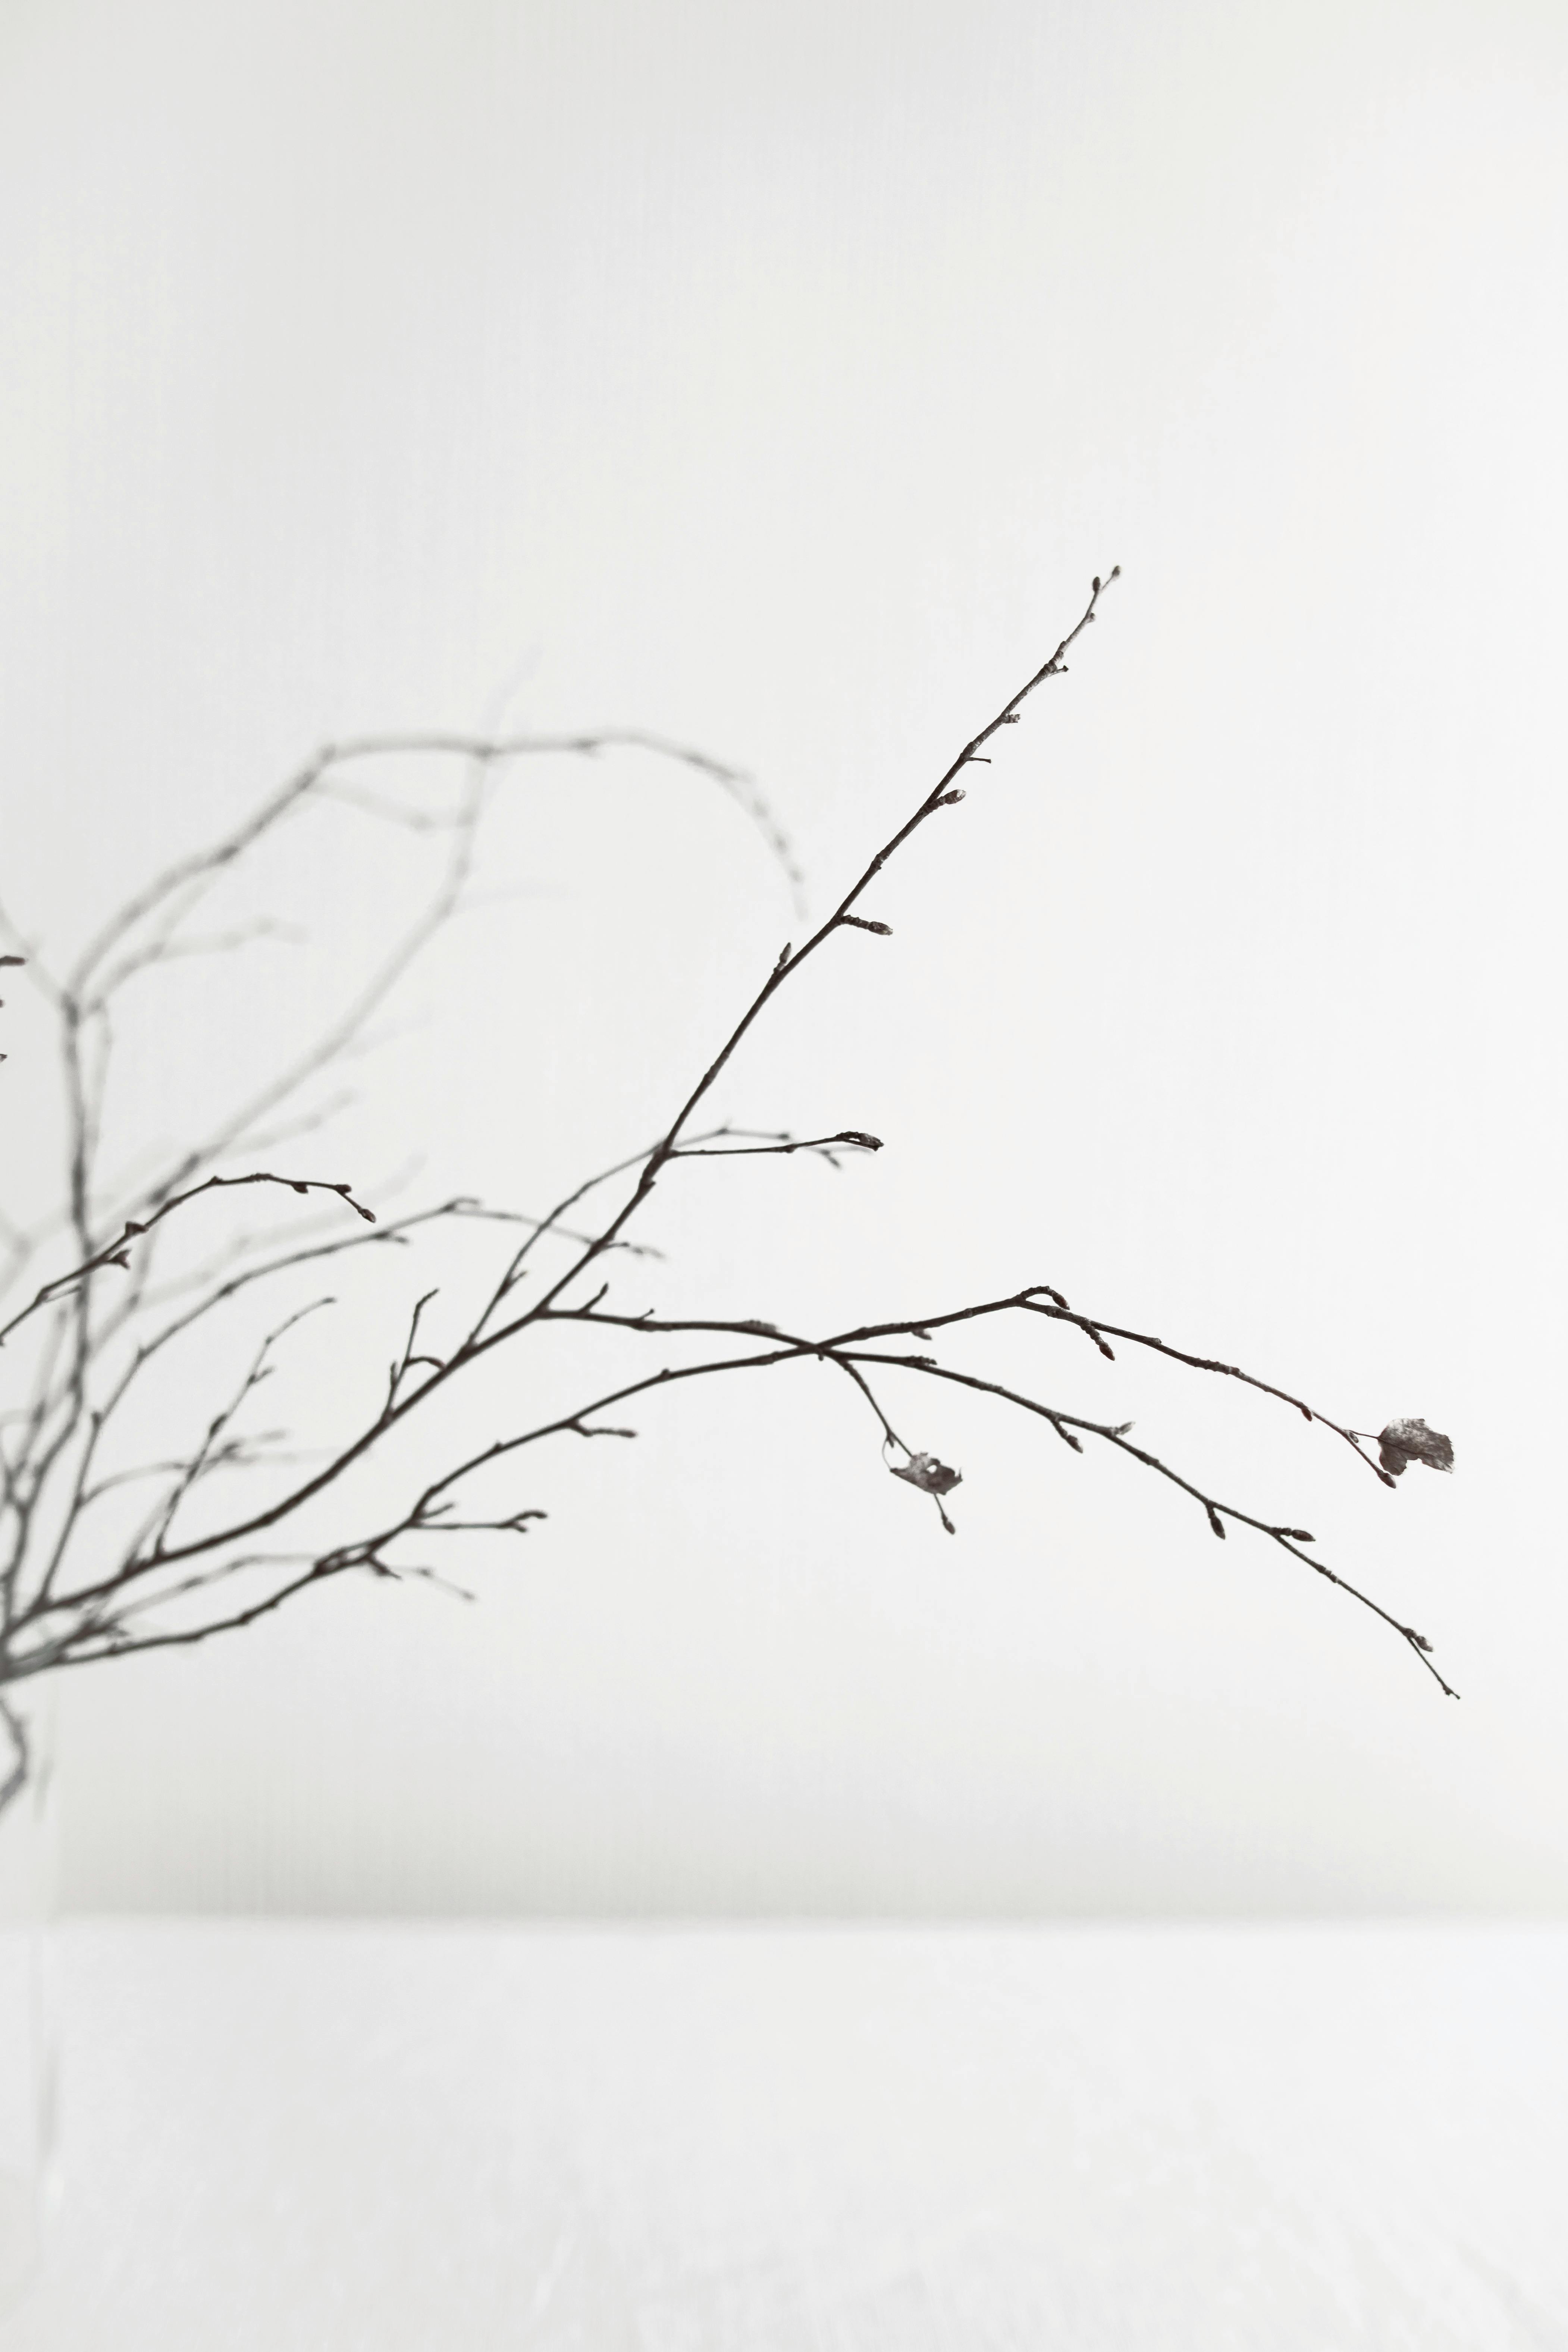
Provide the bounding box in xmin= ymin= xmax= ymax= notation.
xmin=818 ymin=1285 xmax=1396 ymax=1484
xmin=521 ymin=574 xmax=1121 ymax=1321
xmin=833 ymin=1351 xmax=1456 ymax=1697
xmin=1 ymin=571 xmax=1459 ymax=1744
xmin=672 ymin=1130 xmax=883 ymax=1161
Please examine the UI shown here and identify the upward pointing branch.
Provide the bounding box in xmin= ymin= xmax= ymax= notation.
xmin=530 ymin=569 xmax=1120 ymax=1314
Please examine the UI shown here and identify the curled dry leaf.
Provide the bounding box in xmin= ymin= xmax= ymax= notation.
xmin=889 ymin=1451 xmax=962 ymax=1498
xmin=1377 ymin=1418 xmax=1455 ymax=1478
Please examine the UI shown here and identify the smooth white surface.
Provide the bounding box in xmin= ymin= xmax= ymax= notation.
xmin=3 ymin=1919 xmax=1567 ymax=2348
xmin=2 ymin=0 xmax=1566 ymax=1914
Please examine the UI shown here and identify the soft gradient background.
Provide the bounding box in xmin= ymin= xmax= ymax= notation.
xmin=1 ymin=0 xmax=1563 ymax=1915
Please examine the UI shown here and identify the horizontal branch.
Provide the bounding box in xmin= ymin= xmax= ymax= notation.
xmin=819 ymin=1286 xmax=1394 ymax=1483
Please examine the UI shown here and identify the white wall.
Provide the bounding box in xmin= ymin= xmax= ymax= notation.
xmin=2 ymin=0 xmax=1565 ymax=1914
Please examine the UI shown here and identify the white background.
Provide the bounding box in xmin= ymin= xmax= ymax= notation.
xmin=1 ymin=0 xmax=1564 ymax=1915
xmin=10 ymin=1922 xmax=1568 ymax=2347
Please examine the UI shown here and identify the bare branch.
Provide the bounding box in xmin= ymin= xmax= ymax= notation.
xmin=519 ymin=573 xmax=1121 ymax=1321
xmin=0 ymin=1171 xmax=373 ymax=1352
xmin=0 ymin=569 xmax=1462 ymax=1802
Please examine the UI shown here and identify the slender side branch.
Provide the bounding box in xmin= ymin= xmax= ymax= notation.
xmin=0 ymin=1172 xmax=373 ymax=1352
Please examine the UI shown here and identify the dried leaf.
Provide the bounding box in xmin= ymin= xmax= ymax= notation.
xmin=889 ymin=1451 xmax=962 ymax=1498
xmin=1376 ymin=1418 xmax=1455 ymax=1478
